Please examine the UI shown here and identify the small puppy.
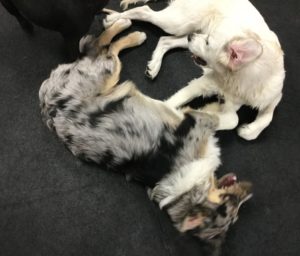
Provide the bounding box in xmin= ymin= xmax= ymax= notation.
xmin=39 ymin=19 xmax=252 ymax=247
xmin=0 ymin=0 xmax=109 ymax=58
xmin=104 ymin=0 xmax=285 ymax=140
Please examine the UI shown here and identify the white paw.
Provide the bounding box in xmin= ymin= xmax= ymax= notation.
xmin=103 ymin=13 xmax=122 ymax=28
xmin=216 ymin=113 xmax=239 ymax=130
xmin=237 ymin=124 xmax=260 ymax=140
xmin=120 ymin=0 xmax=134 ymax=10
xmin=145 ymin=60 xmax=161 ymax=79
xmin=135 ymin=31 xmax=147 ymax=45
xmin=120 ymin=0 xmax=146 ymax=10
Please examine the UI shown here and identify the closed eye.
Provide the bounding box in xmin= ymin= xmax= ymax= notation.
xmin=206 ymin=35 xmax=210 ymax=46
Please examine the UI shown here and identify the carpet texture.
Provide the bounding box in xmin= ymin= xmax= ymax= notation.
xmin=0 ymin=1 xmax=299 ymax=256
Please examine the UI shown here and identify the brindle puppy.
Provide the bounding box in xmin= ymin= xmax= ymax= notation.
xmin=39 ymin=19 xmax=252 ymax=251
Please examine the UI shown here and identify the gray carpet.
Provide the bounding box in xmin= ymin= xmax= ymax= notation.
xmin=0 ymin=1 xmax=299 ymax=256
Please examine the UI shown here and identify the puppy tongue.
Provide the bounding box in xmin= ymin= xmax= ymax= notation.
xmin=219 ymin=174 xmax=237 ymax=188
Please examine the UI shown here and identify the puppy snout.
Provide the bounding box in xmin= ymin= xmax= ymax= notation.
xmin=187 ymin=33 xmax=195 ymax=42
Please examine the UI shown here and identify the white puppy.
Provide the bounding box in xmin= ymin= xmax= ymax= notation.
xmin=104 ymin=0 xmax=285 ymax=140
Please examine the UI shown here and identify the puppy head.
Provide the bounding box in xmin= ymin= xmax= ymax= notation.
xmin=188 ymin=32 xmax=262 ymax=72
xmin=163 ymin=173 xmax=252 ymax=242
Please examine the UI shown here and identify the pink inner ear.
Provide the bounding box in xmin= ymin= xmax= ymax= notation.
xmin=229 ymin=47 xmax=243 ymax=65
xmin=228 ymin=39 xmax=262 ymax=70
xmin=181 ymin=215 xmax=203 ymax=232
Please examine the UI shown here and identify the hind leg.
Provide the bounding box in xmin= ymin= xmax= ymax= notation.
xmin=237 ymin=93 xmax=282 ymax=140
xmin=97 ymin=18 xmax=133 ymax=47
xmin=104 ymin=5 xmax=191 ymax=36
xmin=109 ymin=31 xmax=147 ymax=55
xmin=100 ymin=31 xmax=147 ymax=93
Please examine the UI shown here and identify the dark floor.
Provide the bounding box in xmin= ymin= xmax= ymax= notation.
xmin=0 ymin=1 xmax=299 ymax=256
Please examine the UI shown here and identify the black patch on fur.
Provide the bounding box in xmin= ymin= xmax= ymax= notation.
xmin=52 ymin=92 xmax=61 ymax=99
xmin=88 ymin=96 xmax=129 ymax=128
xmin=65 ymin=134 xmax=74 ymax=145
xmin=119 ymin=114 xmax=197 ymax=188
xmin=174 ymin=114 xmax=196 ymax=137
xmin=49 ymin=109 xmax=57 ymax=117
xmin=77 ymin=69 xmax=85 ymax=76
xmin=56 ymin=95 xmax=73 ymax=110
xmin=88 ymin=108 xmax=103 ymax=127
xmin=67 ymin=109 xmax=78 ymax=119
xmin=216 ymin=204 xmax=227 ymax=217
xmin=63 ymin=69 xmax=70 ymax=76
xmin=103 ymin=96 xmax=128 ymax=112
xmin=66 ymin=104 xmax=81 ymax=119
xmin=104 ymin=68 xmax=112 ymax=75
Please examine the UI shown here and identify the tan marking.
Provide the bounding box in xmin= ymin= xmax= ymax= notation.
xmin=207 ymin=175 xmax=225 ymax=204
xmin=97 ymin=19 xmax=131 ymax=47
xmin=181 ymin=214 xmax=205 ymax=232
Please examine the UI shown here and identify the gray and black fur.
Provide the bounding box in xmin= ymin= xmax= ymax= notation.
xmin=39 ymin=19 xmax=252 ymax=251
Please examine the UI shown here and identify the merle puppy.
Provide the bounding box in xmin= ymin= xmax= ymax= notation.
xmin=39 ymin=19 xmax=252 ymax=251
xmin=0 ymin=0 xmax=109 ymax=58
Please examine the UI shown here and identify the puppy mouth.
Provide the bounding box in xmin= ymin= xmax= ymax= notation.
xmin=217 ymin=173 xmax=253 ymax=200
xmin=218 ymin=173 xmax=237 ymax=188
xmin=191 ymin=54 xmax=207 ymax=66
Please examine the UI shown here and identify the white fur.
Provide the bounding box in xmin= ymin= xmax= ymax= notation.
xmin=157 ymin=136 xmax=221 ymax=208
xmin=105 ymin=0 xmax=285 ymax=140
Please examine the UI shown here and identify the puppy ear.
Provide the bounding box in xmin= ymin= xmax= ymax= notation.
xmin=227 ymin=38 xmax=262 ymax=71
xmin=181 ymin=214 xmax=205 ymax=232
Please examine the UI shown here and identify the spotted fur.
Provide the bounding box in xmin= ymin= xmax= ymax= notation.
xmin=39 ymin=20 xmax=252 ymax=248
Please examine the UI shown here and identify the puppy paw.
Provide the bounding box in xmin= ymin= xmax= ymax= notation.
xmin=103 ymin=13 xmax=122 ymax=28
xmin=115 ymin=18 xmax=132 ymax=30
xmin=130 ymin=31 xmax=147 ymax=45
xmin=216 ymin=113 xmax=239 ymax=131
xmin=120 ymin=0 xmax=145 ymax=10
xmin=237 ymin=124 xmax=260 ymax=140
xmin=136 ymin=31 xmax=147 ymax=44
xmin=145 ymin=59 xmax=161 ymax=79
xmin=120 ymin=0 xmax=133 ymax=10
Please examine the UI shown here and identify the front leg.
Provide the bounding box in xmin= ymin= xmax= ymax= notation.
xmin=104 ymin=5 xmax=156 ymax=28
xmin=104 ymin=5 xmax=188 ymax=36
xmin=200 ymin=101 xmax=241 ymax=131
xmin=165 ymin=75 xmax=219 ymax=108
xmin=238 ymin=94 xmax=282 ymax=140
xmin=146 ymin=36 xmax=188 ymax=79
xmin=120 ymin=0 xmax=155 ymax=10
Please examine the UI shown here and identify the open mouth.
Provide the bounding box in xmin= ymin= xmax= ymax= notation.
xmin=218 ymin=173 xmax=237 ymax=188
xmin=191 ymin=54 xmax=207 ymax=66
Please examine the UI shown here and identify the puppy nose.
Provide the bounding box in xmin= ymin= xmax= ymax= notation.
xmin=187 ymin=33 xmax=194 ymax=42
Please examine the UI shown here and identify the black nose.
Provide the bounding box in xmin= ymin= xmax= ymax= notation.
xmin=187 ymin=34 xmax=194 ymax=42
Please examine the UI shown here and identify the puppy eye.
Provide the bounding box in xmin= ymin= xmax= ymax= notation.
xmin=206 ymin=36 xmax=209 ymax=46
